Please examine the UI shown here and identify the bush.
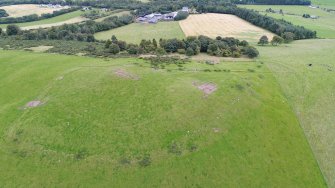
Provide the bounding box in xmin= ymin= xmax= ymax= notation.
xmin=186 ymin=47 xmax=195 ymax=56
xmin=6 ymin=25 xmax=20 ymax=36
xmin=109 ymin=43 xmax=120 ymax=54
xmin=232 ymin=51 xmax=241 ymax=58
xmin=138 ymin=155 xmax=151 ymax=167
xmin=243 ymin=46 xmax=259 ymax=58
xmin=177 ymin=49 xmax=186 ymax=54
xmin=0 ymin=9 xmax=8 ymax=18
xmin=174 ymin=11 xmax=189 ymax=21
xmin=281 ymin=32 xmax=295 ymax=43
xmin=271 ymin=36 xmax=284 ymax=46
xmin=258 ymin=35 xmax=269 ymax=46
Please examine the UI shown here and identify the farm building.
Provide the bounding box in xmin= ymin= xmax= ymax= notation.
xmin=182 ymin=7 xmax=189 ymax=12
xmin=137 ymin=12 xmax=178 ymax=23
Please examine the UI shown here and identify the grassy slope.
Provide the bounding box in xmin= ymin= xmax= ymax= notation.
xmin=94 ymin=22 xmax=185 ymax=43
xmin=239 ymin=5 xmax=335 ymax=39
xmin=312 ymin=0 xmax=335 ymax=6
xmin=95 ymin=10 xmax=131 ymax=22
xmin=0 ymin=50 xmax=325 ymax=187
xmin=258 ymin=39 xmax=335 ymax=187
xmin=0 ymin=10 xmax=83 ymax=29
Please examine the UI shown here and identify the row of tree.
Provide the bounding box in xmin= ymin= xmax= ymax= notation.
xmin=233 ymin=0 xmax=311 ymax=5
xmin=2 ymin=14 xmax=134 ymax=42
xmin=0 ymin=7 xmax=79 ymax=24
xmin=104 ymin=35 xmax=259 ymax=58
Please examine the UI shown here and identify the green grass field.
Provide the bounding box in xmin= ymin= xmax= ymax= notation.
xmin=0 ymin=50 xmax=326 ymax=187
xmin=94 ymin=22 xmax=185 ymax=43
xmin=95 ymin=10 xmax=131 ymax=22
xmin=312 ymin=0 xmax=335 ymax=6
xmin=0 ymin=10 xmax=83 ymax=29
xmin=239 ymin=5 xmax=335 ymax=39
xmin=258 ymin=39 xmax=335 ymax=187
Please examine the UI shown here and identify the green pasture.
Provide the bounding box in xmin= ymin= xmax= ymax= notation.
xmin=258 ymin=39 xmax=335 ymax=187
xmin=94 ymin=22 xmax=185 ymax=43
xmin=0 ymin=50 xmax=325 ymax=187
xmin=239 ymin=5 xmax=335 ymax=38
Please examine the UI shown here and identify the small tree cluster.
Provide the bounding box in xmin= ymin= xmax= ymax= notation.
xmin=258 ymin=34 xmax=294 ymax=46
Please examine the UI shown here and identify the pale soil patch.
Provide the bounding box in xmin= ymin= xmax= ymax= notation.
xmin=21 ymin=17 xmax=88 ymax=30
xmin=193 ymin=81 xmax=217 ymax=96
xmin=0 ymin=4 xmax=69 ymax=17
xmin=179 ymin=13 xmax=275 ymax=41
xmin=24 ymin=100 xmax=44 ymax=109
xmin=25 ymin=46 xmax=53 ymax=52
xmin=114 ymin=69 xmax=140 ymax=80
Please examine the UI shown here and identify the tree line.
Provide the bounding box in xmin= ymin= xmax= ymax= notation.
xmin=104 ymin=35 xmax=259 ymax=58
xmin=233 ymin=0 xmax=311 ymax=5
xmin=1 ymin=14 xmax=134 ymax=42
xmin=0 ymin=7 xmax=79 ymax=24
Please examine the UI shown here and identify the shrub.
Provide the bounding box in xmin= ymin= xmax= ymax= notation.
xmin=109 ymin=43 xmax=120 ymax=54
xmin=177 ymin=49 xmax=186 ymax=54
xmin=258 ymin=35 xmax=269 ymax=46
xmin=0 ymin=9 xmax=8 ymax=18
xmin=6 ymin=25 xmax=20 ymax=36
xmin=271 ymin=36 xmax=284 ymax=46
xmin=281 ymin=32 xmax=295 ymax=43
xmin=243 ymin=46 xmax=259 ymax=58
xmin=174 ymin=11 xmax=189 ymax=21
xmin=186 ymin=47 xmax=195 ymax=56
xmin=232 ymin=51 xmax=241 ymax=58
xmin=138 ymin=155 xmax=151 ymax=167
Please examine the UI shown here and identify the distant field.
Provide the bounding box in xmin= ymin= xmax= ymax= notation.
xmin=0 ymin=10 xmax=85 ymax=29
xmin=0 ymin=4 xmax=68 ymax=17
xmin=312 ymin=0 xmax=335 ymax=6
xmin=95 ymin=10 xmax=131 ymax=22
xmin=94 ymin=22 xmax=185 ymax=43
xmin=0 ymin=50 xmax=326 ymax=187
xmin=259 ymin=39 xmax=335 ymax=187
xmin=179 ymin=13 xmax=275 ymax=42
xmin=239 ymin=5 xmax=335 ymax=38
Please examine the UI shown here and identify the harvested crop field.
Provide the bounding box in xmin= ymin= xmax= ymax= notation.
xmin=179 ymin=13 xmax=275 ymax=41
xmin=0 ymin=4 xmax=68 ymax=17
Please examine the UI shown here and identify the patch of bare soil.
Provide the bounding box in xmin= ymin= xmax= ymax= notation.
xmin=24 ymin=100 xmax=44 ymax=109
xmin=114 ymin=69 xmax=140 ymax=80
xmin=193 ymin=81 xmax=217 ymax=96
xmin=25 ymin=46 xmax=53 ymax=52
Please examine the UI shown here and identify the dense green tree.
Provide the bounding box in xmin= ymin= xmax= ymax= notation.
xmin=111 ymin=35 xmax=118 ymax=43
xmin=0 ymin=9 xmax=8 ymax=18
xmin=258 ymin=35 xmax=269 ymax=46
xmin=6 ymin=25 xmax=20 ymax=36
xmin=105 ymin=39 xmax=112 ymax=48
xmin=152 ymin=39 xmax=157 ymax=48
xmin=271 ymin=36 xmax=284 ymax=46
xmin=281 ymin=32 xmax=295 ymax=43
xmin=186 ymin=47 xmax=195 ymax=56
xmin=244 ymin=46 xmax=259 ymax=58
xmin=109 ymin=43 xmax=120 ymax=54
